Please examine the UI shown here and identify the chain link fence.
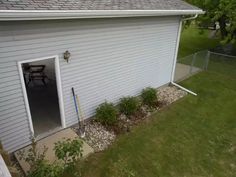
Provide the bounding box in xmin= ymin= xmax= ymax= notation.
xmin=174 ymin=50 xmax=236 ymax=82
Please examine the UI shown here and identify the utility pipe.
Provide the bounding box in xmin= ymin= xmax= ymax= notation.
xmin=170 ymin=14 xmax=199 ymax=96
xmin=172 ymin=82 xmax=197 ymax=96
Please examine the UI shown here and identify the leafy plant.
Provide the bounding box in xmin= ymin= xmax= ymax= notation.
xmin=18 ymin=137 xmax=62 ymax=177
xmin=27 ymin=161 xmax=63 ymax=177
xmin=18 ymin=137 xmax=83 ymax=177
xmin=96 ymin=102 xmax=118 ymax=126
xmin=119 ymin=96 xmax=140 ymax=117
xmin=54 ymin=138 xmax=83 ymax=176
xmin=186 ymin=0 xmax=236 ymax=43
xmin=141 ymin=87 xmax=158 ymax=107
xmin=18 ymin=137 xmax=48 ymax=171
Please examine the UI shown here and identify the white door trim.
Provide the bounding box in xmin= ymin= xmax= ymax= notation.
xmin=17 ymin=55 xmax=66 ymax=136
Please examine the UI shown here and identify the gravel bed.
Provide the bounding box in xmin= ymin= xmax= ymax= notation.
xmin=74 ymin=121 xmax=116 ymax=152
xmin=74 ymin=86 xmax=187 ymax=153
xmin=157 ymin=86 xmax=187 ymax=105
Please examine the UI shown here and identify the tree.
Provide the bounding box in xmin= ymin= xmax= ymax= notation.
xmin=186 ymin=0 xmax=236 ymax=43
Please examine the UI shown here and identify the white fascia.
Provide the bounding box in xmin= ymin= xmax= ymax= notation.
xmin=0 ymin=9 xmax=204 ymax=21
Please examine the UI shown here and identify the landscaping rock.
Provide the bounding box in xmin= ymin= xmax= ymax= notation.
xmin=140 ymin=105 xmax=149 ymax=115
xmin=74 ymin=121 xmax=116 ymax=152
xmin=119 ymin=114 xmax=127 ymax=121
xmin=157 ymin=86 xmax=187 ymax=105
xmin=74 ymin=86 xmax=187 ymax=152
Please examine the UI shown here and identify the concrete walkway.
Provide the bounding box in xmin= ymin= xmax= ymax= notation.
xmin=14 ymin=128 xmax=94 ymax=174
xmin=174 ymin=63 xmax=201 ymax=82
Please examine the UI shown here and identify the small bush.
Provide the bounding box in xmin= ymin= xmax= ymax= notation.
xmin=18 ymin=138 xmax=62 ymax=177
xmin=96 ymin=102 xmax=118 ymax=126
xmin=54 ymin=138 xmax=83 ymax=177
xmin=28 ymin=161 xmax=63 ymax=177
xmin=18 ymin=137 xmax=83 ymax=177
xmin=119 ymin=96 xmax=140 ymax=117
xmin=141 ymin=87 xmax=158 ymax=107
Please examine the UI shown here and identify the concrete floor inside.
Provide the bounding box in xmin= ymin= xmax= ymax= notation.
xmin=26 ymin=80 xmax=61 ymax=136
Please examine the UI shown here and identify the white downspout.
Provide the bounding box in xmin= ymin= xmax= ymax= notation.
xmin=170 ymin=14 xmax=199 ymax=96
xmin=182 ymin=14 xmax=198 ymax=21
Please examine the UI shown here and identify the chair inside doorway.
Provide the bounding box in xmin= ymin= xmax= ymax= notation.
xmin=22 ymin=58 xmax=62 ymax=136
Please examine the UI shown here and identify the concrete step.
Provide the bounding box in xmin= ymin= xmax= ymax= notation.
xmin=14 ymin=128 xmax=94 ymax=174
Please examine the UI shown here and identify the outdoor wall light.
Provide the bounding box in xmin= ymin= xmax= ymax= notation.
xmin=64 ymin=50 xmax=71 ymax=63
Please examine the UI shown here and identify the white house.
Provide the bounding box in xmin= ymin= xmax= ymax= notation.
xmin=0 ymin=0 xmax=203 ymax=153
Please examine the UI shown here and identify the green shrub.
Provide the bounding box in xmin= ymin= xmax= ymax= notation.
xmin=119 ymin=96 xmax=140 ymax=117
xmin=18 ymin=137 xmax=62 ymax=177
xmin=54 ymin=138 xmax=83 ymax=177
xmin=54 ymin=138 xmax=83 ymax=163
xmin=96 ymin=102 xmax=118 ymax=126
xmin=18 ymin=137 xmax=83 ymax=177
xmin=141 ymin=87 xmax=158 ymax=107
xmin=28 ymin=161 xmax=63 ymax=177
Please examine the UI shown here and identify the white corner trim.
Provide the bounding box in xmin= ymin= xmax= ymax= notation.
xmin=17 ymin=55 xmax=66 ymax=137
xmin=0 ymin=9 xmax=204 ymax=21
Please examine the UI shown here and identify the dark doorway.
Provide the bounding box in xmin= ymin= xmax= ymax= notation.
xmin=22 ymin=58 xmax=61 ymax=136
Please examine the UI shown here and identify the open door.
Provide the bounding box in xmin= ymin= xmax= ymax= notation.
xmin=18 ymin=56 xmax=65 ymax=137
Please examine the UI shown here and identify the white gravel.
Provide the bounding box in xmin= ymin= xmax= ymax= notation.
xmin=74 ymin=86 xmax=187 ymax=153
xmin=157 ymin=86 xmax=187 ymax=105
xmin=76 ymin=121 xmax=116 ymax=152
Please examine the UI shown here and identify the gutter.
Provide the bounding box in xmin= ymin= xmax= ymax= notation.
xmin=0 ymin=10 xmax=204 ymax=21
xmin=170 ymin=14 xmax=200 ymax=96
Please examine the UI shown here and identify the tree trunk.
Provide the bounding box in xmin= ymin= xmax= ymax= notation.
xmin=219 ymin=16 xmax=227 ymax=39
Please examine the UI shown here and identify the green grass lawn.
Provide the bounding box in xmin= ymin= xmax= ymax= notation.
xmin=178 ymin=27 xmax=220 ymax=58
xmin=78 ymin=27 xmax=236 ymax=177
xmin=80 ymin=65 xmax=236 ymax=177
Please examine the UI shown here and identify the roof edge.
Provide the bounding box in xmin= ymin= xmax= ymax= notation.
xmin=0 ymin=10 xmax=204 ymax=21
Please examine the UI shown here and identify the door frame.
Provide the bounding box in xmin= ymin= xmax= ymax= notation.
xmin=17 ymin=55 xmax=66 ymax=136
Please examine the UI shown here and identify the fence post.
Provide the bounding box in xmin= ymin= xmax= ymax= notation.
xmin=205 ymin=51 xmax=210 ymax=70
xmin=190 ymin=53 xmax=197 ymax=74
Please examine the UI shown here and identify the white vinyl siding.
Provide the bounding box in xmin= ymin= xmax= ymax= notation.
xmin=0 ymin=16 xmax=180 ymax=152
